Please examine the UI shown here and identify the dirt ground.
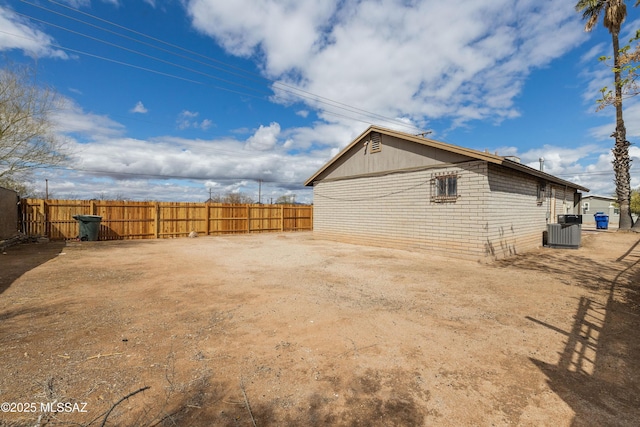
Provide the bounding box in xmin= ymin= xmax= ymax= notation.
xmin=0 ymin=230 xmax=639 ymax=426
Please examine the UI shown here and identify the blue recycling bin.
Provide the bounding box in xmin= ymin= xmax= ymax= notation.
xmin=594 ymin=212 xmax=609 ymax=230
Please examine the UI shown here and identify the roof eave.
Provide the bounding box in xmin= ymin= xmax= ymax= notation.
xmin=500 ymin=160 xmax=590 ymax=192
xmin=304 ymin=125 xmax=504 ymax=186
xmin=303 ymin=125 xmax=590 ymax=193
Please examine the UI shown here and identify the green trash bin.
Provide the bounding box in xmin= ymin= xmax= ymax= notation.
xmin=73 ymin=215 xmax=102 ymax=241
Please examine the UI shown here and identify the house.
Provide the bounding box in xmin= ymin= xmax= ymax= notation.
xmin=580 ymin=195 xmax=619 ymax=228
xmin=304 ymin=126 xmax=589 ymax=260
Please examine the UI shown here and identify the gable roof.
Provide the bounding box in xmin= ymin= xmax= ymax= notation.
xmin=582 ymin=195 xmax=615 ymax=201
xmin=304 ymin=125 xmax=590 ymax=192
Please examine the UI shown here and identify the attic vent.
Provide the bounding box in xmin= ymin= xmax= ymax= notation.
xmin=369 ymin=132 xmax=382 ymax=153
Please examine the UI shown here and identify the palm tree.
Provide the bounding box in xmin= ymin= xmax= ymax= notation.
xmin=576 ymin=0 xmax=635 ymax=230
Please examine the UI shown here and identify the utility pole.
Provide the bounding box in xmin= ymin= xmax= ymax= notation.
xmin=258 ymin=179 xmax=262 ymax=204
xmin=45 ymin=179 xmax=48 ymax=200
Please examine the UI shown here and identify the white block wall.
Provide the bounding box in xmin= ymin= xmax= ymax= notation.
xmin=484 ymin=164 xmax=549 ymax=258
xmin=313 ymin=161 xmax=555 ymax=260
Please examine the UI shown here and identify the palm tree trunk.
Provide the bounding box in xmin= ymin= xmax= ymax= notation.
xmin=611 ymin=31 xmax=635 ymax=230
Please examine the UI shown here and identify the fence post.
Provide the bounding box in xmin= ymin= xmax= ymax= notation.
xmin=154 ymin=202 xmax=160 ymax=239
xmin=40 ymin=199 xmax=47 ymax=237
xmin=246 ymin=205 xmax=251 ymax=233
xmin=90 ymin=200 xmax=96 ymax=215
xmin=205 ymin=202 xmax=210 ymax=236
xmin=280 ymin=205 xmax=284 ymax=232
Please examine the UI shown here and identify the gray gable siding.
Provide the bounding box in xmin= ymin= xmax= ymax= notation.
xmin=314 ymin=133 xmax=475 ymax=182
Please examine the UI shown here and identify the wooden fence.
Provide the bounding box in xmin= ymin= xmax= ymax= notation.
xmin=20 ymin=199 xmax=313 ymax=240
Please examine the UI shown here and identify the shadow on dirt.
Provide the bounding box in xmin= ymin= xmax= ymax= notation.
xmin=148 ymin=366 xmax=429 ymax=427
xmin=0 ymin=241 xmax=66 ymax=295
xmin=522 ymin=238 xmax=640 ymax=426
xmin=40 ymin=373 xmax=427 ymax=427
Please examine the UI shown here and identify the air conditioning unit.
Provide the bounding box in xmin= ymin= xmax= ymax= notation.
xmin=547 ymin=224 xmax=581 ymax=249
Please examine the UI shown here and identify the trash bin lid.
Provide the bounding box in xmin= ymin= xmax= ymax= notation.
xmin=73 ymin=215 xmax=102 ymax=221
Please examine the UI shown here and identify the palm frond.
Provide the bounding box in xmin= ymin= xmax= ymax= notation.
xmin=575 ymin=0 xmax=606 ymax=32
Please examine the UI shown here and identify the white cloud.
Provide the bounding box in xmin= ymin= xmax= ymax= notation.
xmin=186 ymin=0 xmax=334 ymax=74
xmin=200 ymin=119 xmax=212 ymax=130
xmin=519 ymin=144 xmax=605 ymax=177
xmin=51 ymin=98 xmax=125 ymax=140
xmin=186 ymin=0 xmax=585 ymax=128
xmin=24 ymin=1 xmax=632 ymax=203
xmin=489 ymin=139 xmax=640 ymax=197
xmin=245 ymin=122 xmax=280 ymax=151
xmin=0 ymin=7 xmax=68 ymax=59
xmin=46 ymin=111 xmax=323 ymax=202
xmin=130 ymin=101 xmax=148 ymax=114
xmin=176 ymin=110 xmax=213 ymax=130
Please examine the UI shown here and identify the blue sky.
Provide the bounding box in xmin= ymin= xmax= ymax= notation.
xmin=1 ymin=0 xmax=640 ymax=203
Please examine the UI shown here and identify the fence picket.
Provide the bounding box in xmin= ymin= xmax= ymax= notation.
xmin=19 ymin=199 xmax=312 ymax=240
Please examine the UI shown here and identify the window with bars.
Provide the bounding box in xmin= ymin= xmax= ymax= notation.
xmin=432 ymin=174 xmax=458 ymax=202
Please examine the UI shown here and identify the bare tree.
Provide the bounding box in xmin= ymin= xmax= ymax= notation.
xmin=0 ymin=63 xmax=68 ymax=193
xmin=207 ymin=192 xmax=255 ymax=204
xmin=275 ymin=194 xmax=296 ymax=204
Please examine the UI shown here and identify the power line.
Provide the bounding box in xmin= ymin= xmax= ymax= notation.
xmin=18 ymin=0 xmax=429 ymax=134
xmin=22 ymin=0 xmax=266 ymax=85
xmin=0 ymin=29 xmax=271 ymax=98
xmin=39 ymin=0 xmax=424 ymax=131
xmin=2 ymin=25 xmax=415 ymax=133
xmin=39 ymin=0 xmax=262 ymax=81
xmin=11 ymin=10 xmax=274 ymax=97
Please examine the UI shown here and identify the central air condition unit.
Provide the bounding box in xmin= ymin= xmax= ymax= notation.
xmin=547 ymin=224 xmax=581 ymax=249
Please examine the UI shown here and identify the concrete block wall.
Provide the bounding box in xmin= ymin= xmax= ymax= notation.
xmin=485 ymin=164 xmax=548 ymax=258
xmin=313 ymin=161 xmax=565 ymax=260
xmin=313 ymin=161 xmax=494 ymax=260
